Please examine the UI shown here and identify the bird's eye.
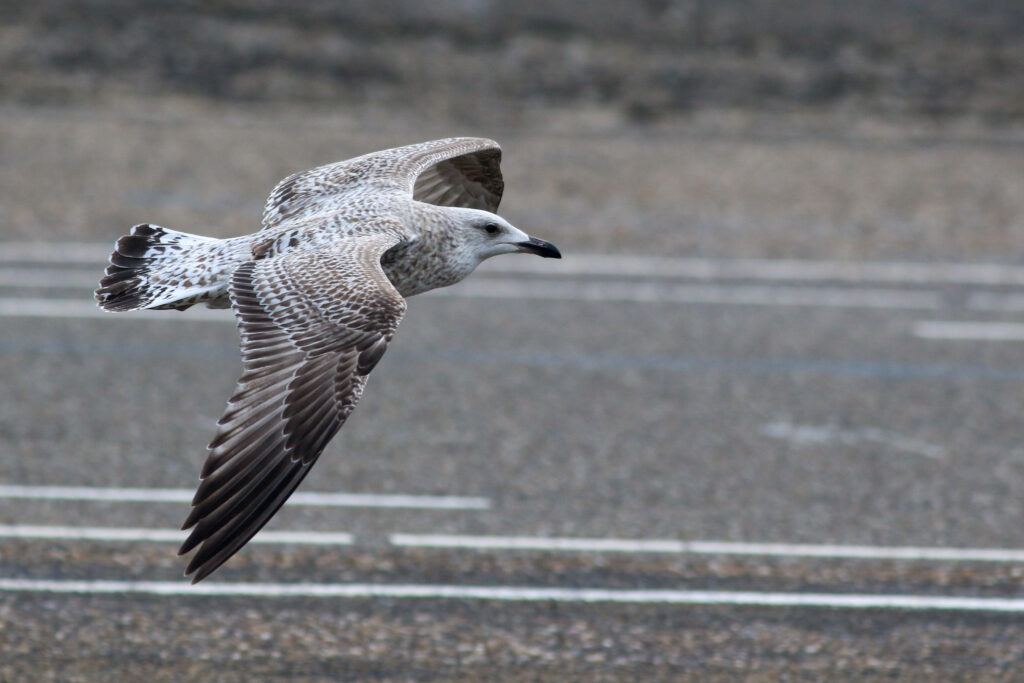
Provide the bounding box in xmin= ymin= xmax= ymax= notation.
xmin=483 ymin=223 xmax=500 ymax=235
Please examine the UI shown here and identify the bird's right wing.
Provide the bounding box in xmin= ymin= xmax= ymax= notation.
xmin=179 ymin=231 xmax=406 ymax=583
xmin=261 ymin=138 xmax=504 ymax=230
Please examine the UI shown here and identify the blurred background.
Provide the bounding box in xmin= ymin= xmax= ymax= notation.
xmin=4 ymin=1 xmax=1024 ymax=680
xmin=3 ymin=0 xmax=1024 ymax=258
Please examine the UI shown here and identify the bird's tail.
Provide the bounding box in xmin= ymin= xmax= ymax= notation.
xmin=95 ymin=223 xmax=227 ymax=312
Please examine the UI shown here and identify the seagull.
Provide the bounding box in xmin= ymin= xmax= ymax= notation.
xmin=94 ymin=138 xmax=561 ymax=582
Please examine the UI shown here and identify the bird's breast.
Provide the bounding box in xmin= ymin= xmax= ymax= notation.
xmin=381 ymin=239 xmax=476 ymax=298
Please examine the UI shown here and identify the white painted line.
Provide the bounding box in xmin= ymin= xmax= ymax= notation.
xmin=247 ymin=530 xmax=354 ymax=545
xmin=0 ymin=485 xmax=490 ymax=510
xmin=0 ymin=281 xmax=940 ymax=321
xmin=0 ymin=298 xmax=231 ymax=321
xmin=760 ymin=422 xmax=946 ymax=459
xmin=968 ymin=292 xmax=1024 ymax=312
xmin=0 ymin=525 xmax=353 ymax=545
xmin=913 ymin=321 xmax=1024 ymax=341
xmin=438 ymin=280 xmax=942 ymax=310
xmin=679 ymin=541 xmax=1024 ymax=563
xmin=9 ymin=243 xmax=1024 ymax=287
xmin=391 ymin=534 xmax=687 ymax=553
xmin=0 ymin=578 xmax=1021 ymax=611
xmin=0 ymin=243 xmax=110 ymax=264
xmin=0 ymin=269 xmax=940 ymax=310
xmin=481 ymin=254 xmax=1024 ymax=286
xmin=0 ymin=268 xmax=98 ymax=288
xmin=6 ymin=524 xmax=1020 ymax=563
xmin=389 ymin=534 xmax=1024 ymax=563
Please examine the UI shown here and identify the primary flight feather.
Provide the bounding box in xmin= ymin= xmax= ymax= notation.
xmin=95 ymin=138 xmax=561 ymax=582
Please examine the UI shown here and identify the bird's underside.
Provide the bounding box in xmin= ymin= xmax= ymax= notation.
xmin=94 ymin=137 xmax=559 ymax=582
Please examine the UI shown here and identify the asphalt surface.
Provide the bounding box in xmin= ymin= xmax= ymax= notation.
xmin=2 ymin=248 xmax=1024 ymax=680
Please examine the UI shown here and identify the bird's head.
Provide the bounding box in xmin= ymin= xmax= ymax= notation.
xmin=454 ymin=209 xmax=561 ymax=263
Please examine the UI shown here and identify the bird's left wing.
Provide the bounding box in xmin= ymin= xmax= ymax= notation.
xmin=179 ymin=231 xmax=407 ymax=582
xmin=261 ymin=138 xmax=503 ymax=230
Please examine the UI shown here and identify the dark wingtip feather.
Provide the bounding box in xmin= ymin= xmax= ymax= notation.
xmin=181 ymin=464 xmax=314 ymax=583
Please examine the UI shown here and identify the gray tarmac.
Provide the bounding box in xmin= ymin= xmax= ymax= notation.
xmin=3 ymin=248 xmax=1024 ymax=680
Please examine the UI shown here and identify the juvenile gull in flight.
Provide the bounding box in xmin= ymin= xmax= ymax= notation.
xmin=95 ymin=138 xmax=561 ymax=582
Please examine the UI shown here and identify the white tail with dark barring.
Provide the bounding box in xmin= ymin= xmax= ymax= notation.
xmin=95 ymin=224 xmax=240 ymax=311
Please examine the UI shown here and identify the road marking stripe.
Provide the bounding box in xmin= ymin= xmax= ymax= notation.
xmin=8 ymin=243 xmax=1024 ymax=287
xmin=913 ymin=321 xmax=1024 ymax=341
xmin=1 ymin=270 xmax=941 ymax=310
xmin=391 ymin=534 xmax=687 ymax=553
xmin=439 ymin=279 xmax=941 ymax=309
xmin=0 ymin=267 xmax=946 ymax=311
xmin=0 ymin=243 xmax=112 ymax=264
xmin=0 ymin=282 xmax=941 ymax=324
xmin=0 ymin=525 xmax=353 ymax=545
xmin=2 ymin=525 xmax=1021 ymax=563
xmin=760 ymin=422 xmax=946 ymax=459
xmin=481 ymin=255 xmax=1024 ymax=286
xmin=0 ymin=485 xmax=490 ymax=510
xmin=968 ymin=292 xmax=1024 ymax=312
xmin=0 ymin=578 xmax=1020 ymax=610
xmin=0 ymin=298 xmax=229 ymax=321
xmin=0 ymin=269 xmax=98 ymax=288
xmin=389 ymin=534 xmax=1024 ymax=562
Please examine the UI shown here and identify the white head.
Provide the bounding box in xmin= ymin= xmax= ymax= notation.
xmin=449 ymin=208 xmax=561 ymax=264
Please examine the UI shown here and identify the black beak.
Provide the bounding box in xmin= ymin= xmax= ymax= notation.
xmin=516 ymin=237 xmax=562 ymax=259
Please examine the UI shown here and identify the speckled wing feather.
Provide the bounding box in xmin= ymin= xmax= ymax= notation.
xmin=179 ymin=232 xmax=406 ymax=582
xmin=261 ymin=137 xmax=503 ymax=229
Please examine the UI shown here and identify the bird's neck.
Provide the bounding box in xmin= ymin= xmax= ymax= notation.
xmin=382 ymin=203 xmax=480 ymax=297
xmin=408 ymin=201 xmax=458 ymax=236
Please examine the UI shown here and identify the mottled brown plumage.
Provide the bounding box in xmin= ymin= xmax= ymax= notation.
xmin=94 ymin=138 xmax=560 ymax=582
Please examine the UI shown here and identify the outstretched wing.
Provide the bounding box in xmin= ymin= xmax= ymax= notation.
xmin=261 ymin=137 xmax=503 ymax=229
xmin=179 ymin=232 xmax=406 ymax=583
